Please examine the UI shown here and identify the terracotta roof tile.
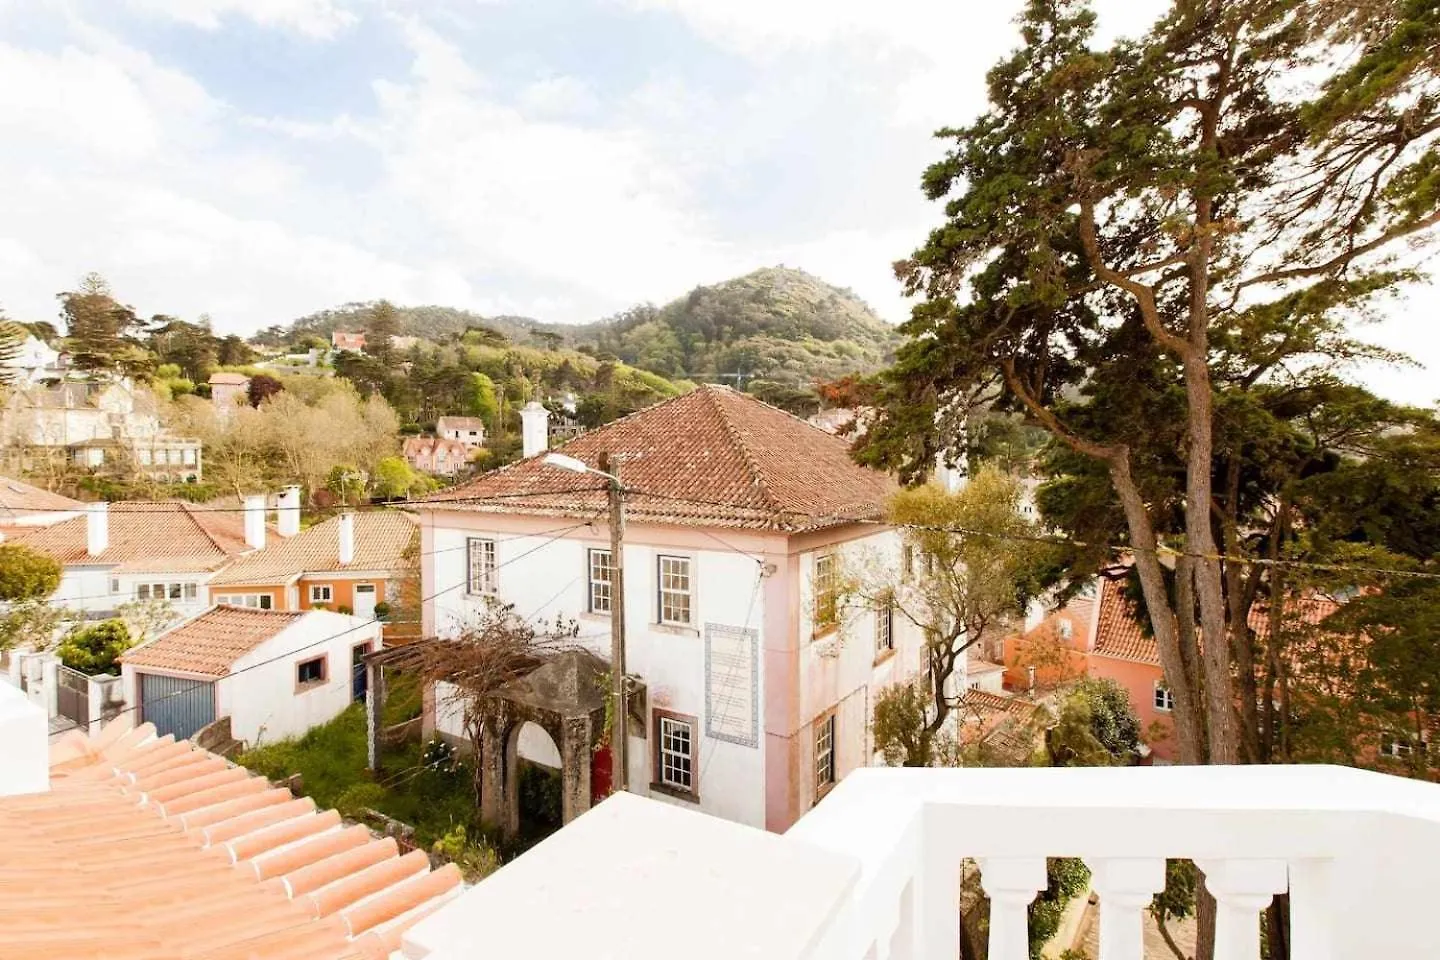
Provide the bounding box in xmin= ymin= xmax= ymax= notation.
xmin=419 ymin=385 xmax=897 ymax=531
xmin=961 ymin=689 xmax=1045 ymax=722
xmin=0 ymin=475 xmax=85 ymax=521
xmin=121 ymin=605 xmax=308 ymax=677
xmin=0 ymin=720 xmax=461 ymax=960
xmin=1091 ymin=577 xmax=1160 ymax=665
xmin=208 ymin=372 xmax=250 ymax=385
xmin=210 ymin=511 xmax=417 ymax=586
xmin=436 ymin=416 xmax=485 ymax=433
xmin=13 ymin=501 xmax=252 ymax=573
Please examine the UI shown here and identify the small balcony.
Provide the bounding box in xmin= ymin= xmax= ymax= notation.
xmin=402 ymin=765 xmax=1440 ymax=960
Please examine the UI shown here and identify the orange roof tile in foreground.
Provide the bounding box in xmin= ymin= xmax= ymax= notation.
xmin=1091 ymin=577 xmax=1160 ymax=665
xmin=418 ymin=384 xmax=898 ymax=531
xmin=0 ymin=719 xmax=462 ymax=960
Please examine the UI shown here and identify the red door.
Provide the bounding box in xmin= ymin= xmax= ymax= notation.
xmin=591 ymin=745 xmax=613 ymax=804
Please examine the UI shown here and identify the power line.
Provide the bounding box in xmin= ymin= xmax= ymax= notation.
xmin=0 ymin=485 xmax=605 ymax=515
xmin=47 ymin=515 xmax=603 ymax=739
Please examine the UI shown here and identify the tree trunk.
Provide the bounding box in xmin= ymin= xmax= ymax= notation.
xmin=1195 ymin=884 xmax=1217 ymax=960
xmin=1108 ymin=455 xmax=1206 ymax=764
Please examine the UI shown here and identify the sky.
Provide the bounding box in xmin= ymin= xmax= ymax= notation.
xmin=0 ymin=0 xmax=1435 ymax=405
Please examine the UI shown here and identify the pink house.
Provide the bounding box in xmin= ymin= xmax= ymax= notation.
xmin=1005 ymin=576 xmax=1177 ymax=762
xmin=331 ymin=330 xmax=366 ymax=352
xmin=414 ymin=386 xmax=924 ymax=833
xmin=403 ymin=435 xmax=470 ymax=477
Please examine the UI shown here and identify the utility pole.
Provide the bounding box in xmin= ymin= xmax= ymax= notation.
xmin=599 ymin=451 xmax=628 ymax=793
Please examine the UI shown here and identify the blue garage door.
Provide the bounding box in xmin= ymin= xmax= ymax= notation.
xmin=140 ymin=673 xmax=216 ymax=741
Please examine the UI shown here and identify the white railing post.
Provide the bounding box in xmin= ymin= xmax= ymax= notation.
xmin=979 ymin=857 xmax=1046 ymax=960
xmin=1087 ymin=858 xmax=1166 ymax=960
xmin=918 ymin=844 xmax=960 ymax=960
xmin=1286 ymin=858 xmax=1334 ymax=960
xmin=1197 ymin=859 xmax=1288 ymax=960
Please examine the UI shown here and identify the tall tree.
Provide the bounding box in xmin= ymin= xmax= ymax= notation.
xmin=0 ymin=309 xmax=23 ymax=384
xmin=365 ymin=299 xmax=402 ymax=365
xmin=861 ymin=0 xmax=1440 ymax=768
xmin=57 ymin=273 xmax=139 ymax=372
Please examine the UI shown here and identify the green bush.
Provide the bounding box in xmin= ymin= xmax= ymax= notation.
xmin=0 ymin=542 xmax=61 ymax=601
xmin=335 ymin=782 xmax=386 ymax=818
xmin=57 ymin=619 xmax=133 ymax=676
xmin=1027 ymin=858 xmax=1092 ymax=959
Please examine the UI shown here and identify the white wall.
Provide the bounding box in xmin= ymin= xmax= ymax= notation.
xmin=224 ymin=611 xmax=381 ymax=746
xmin=48 ymin=567 xmax=211 ymax=623
xmin=427 ymin=520 xmax=772 ymax=829
xmin=0 ymin=680 xmax=47 ymax=796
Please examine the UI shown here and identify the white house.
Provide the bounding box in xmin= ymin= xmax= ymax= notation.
xmin=120 ymin=604 xmax=382 ymax=744
xmin=0 ymin=335 xmax=62 ymax=384
xmin=436 ymin=415 xmax=486 ymax=448
xmin=417 ymin=385 xmax=927 ymax=833
xmin=11 ymin=500 xmax=260 ymax=622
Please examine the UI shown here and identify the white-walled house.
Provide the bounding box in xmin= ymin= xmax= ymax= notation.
xmin=11 ymin=500 xmax=259 ymax=622
xmin=120 ymin=605 xmax=382 ymax=744
xmin=417 ymin=385 xmax=927 ymax=832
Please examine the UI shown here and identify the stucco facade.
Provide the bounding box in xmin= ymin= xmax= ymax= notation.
xmin=421 ymin=510 xmax=924 ymax=833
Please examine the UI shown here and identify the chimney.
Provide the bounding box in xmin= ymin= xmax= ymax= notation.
xmin=520 ymin=401 xmax=550 ymax=459
xmin=277 ymin=485 xmax=301 ymax=537
xmin=338 ymin=512 xmax=355 ymax=566
xmin=86 ymin=502 xmax=108 ymax=557
xmin=244 ymin=494 xmax=266 ymax=551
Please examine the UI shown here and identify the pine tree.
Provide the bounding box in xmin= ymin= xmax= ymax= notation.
xmin=365 ymin=299 xmax=401 ymax=365
xmin=58 ymin=273 xmax=138 ymax=372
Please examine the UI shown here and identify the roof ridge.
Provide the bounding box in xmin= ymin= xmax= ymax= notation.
xmin=181 ymin=501 xmax=238 ymax=556
xmin=700 ymin=385 xmax=785 ymax=519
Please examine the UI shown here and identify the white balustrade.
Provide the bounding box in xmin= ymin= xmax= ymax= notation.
xmin=788 ymin=764 xmax=1440 ymax=960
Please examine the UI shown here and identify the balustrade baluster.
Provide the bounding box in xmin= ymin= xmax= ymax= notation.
xmin=1197 ymin=859 xmax=1288 ymax=960
xmin=1086 ymin=858 xmax=1166 ymax=960
xmin=978 ymin=857 xmax=1046 ymax=960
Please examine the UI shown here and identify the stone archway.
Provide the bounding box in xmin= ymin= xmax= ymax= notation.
xmin=477 ymin=649 xmax=611 ymax=840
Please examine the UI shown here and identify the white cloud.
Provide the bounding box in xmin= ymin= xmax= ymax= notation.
xmin=121 ymin=0 xmax=359 ymax=38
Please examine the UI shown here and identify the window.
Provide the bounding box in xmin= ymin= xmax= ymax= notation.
xmin=466 ymin=538 xmax=497 ymax=595
xmin=901 ymin=544 xmax=915 ymax=581
xmin=110 ymin=578 xmax=120 ymax=594
xmin=296 ymin=656 xmax=327 ymax=687
xmin=218 ymin=593 xmax=273 ymax=610
xmin=1153 ymin=682 xmax=1175 ymax=712
xmin=1382 ymin=734 xmax=1426 ymax=759
xmin=874 ymin=596 xmax=894 ymax=656
xmin=815 ymin=713 xmax=836 ymax=795
xmin=813 ymin=553 xmax=839 ymax=631
xmin=168 ymin=583 xmax=182 ymax=600
xmin=184 ymin=583 xmax=197 ymax=600
xmin=137 ymin=584 xmax=149 ymax=600
xmin=310 ymin=584 xmax=333 ymax=604
xmin=587 ymin=548 xmax=613 ymax=614
xmin=655 ymin=711 xmax=695 ymax=794
xmin=1058 ymin=619 xmax=1074 ymax=640
xmin=657 ymin=555 xmax=692 ymax=625
xmin=138 ymin=449 xmax=152 ymax=466
xmin=183 ymin=449 xmax=196 ymax=465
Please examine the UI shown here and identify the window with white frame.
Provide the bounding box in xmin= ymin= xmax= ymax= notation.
xmin=217 ymin=593 xmax=273 ymax=610
xmin=137 ymin=581 xmax=199 ymax=602
xmin=813 ymin=552 xmax=839 ymax=631
xmin=466 ymin=538 xmax=497 ymax=595
xmin=110 ymin=578 xmax=120 ymax=594
xmin=1153 ymin=682 xmax=1175 ymax=712
xmin=874 ymin=595 xmax=894 ymax=655
xmin=310 ymin=584 xmax=333 ymax=604
xmin=183 ymin=449 xmax=196 ymax=465
xmin=656 ymin=712 xmax=695 ymax=793
xmin=1382 ymin=733 xmax=1426 ymax=759
xmin=587 ymin=548 xmax=613 ymax=614
xmin=657 ymin=555 xmax=692 ymax=625
xmin=815 ymin=713 xmax=836 ymax=794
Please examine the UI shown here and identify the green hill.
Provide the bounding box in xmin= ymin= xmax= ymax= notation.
xmin=574 ymin=267 xmax=897 ymax=384
xmin=254 ymin=303 xmax=545 ymax=348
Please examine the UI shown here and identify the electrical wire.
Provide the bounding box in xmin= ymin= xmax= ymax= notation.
xmin=46 ymin=515 xmax=603 ymax=739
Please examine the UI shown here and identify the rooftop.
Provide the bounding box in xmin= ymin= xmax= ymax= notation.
xmin=209 ymin=511 xmax=417 ymax=586
xmin=121 ymin=605 xmax=309 ymax=678
xmin=0 ymin=475 xmax=84 ymax=522
xmin=420 ymin=385 xmax=897 ymax=531
xmin=14 ymin=501 xmax=252 ymax=573
xmin=0 ymin=718 xmax=461 ymax=960
xmin=435 ymin=416 xmax=485 ymax=432
xmin=208 ymin=372 xmax=250 ymax=385
xmin=1091 ymin=576 xmax=1159 ymax=665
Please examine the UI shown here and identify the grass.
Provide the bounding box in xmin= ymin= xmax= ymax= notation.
xmin=238 ymin=672 xmax=483 ymax=851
